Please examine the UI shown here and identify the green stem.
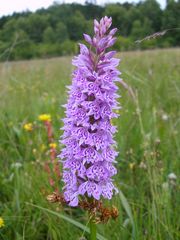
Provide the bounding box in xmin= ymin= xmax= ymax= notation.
xmin=89 ymin=217 xmax=97 ymax=240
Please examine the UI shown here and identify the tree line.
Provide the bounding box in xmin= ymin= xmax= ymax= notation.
xmin=0 ymin=0 xmax=179 ymax=60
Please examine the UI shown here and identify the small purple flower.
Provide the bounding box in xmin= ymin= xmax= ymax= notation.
xmin=63 ymin=171 xmax=77 ymax=189
xmin=79 ymin=181 xmax=102 ymax=200
xmin=64 ymin=190 xmax=78 ymax=207
xmin=60 ymin=16 xmax=121 ymax=206
xmin=74 ymin=127 xmax=89 ymax=145
xmin=82 ymin=147 xmax=97 ymax=163
xmin=86 ymin=163 xmax=109 ymax=181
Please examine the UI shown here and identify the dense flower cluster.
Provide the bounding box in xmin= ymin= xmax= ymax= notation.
xmin=59 ymin=16 xmax=121 ymax=206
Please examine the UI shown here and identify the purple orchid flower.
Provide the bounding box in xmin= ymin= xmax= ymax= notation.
xmin=60 ymin=16 xmax=121 ymax=207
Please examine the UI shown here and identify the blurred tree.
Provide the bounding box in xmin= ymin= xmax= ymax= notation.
xmin=25 ymin=14 xmax=49 ymax=42
xmin=131 ymin=18 xmax=153 ymax=40
xmin=162 ymin=0 xmax=180 ymax=45
xmin=126 ymin=6 xmax=142 ymax=35
xmin=55 ymin=22 xmax=68 ymax=43
xmin=105 ymin=4 xmax=129 ymax=36
xmin=138 ymin=0 xmax=162 ymax=31
xmin=67 ymin=11 xmax=86 ymax=40
xmin=113 ymin=36 xmax=133 ymax=51
xmin=0 ymin=15 xmax=11 ymax=29
xmin=0 ymin=1 xmax=179 ymax=60
xmin=83 ymin=2 xmax=103 ymax=20
xmin=60 ymin=40 xmax=77 ymax=55
xmin=0 ymin=18 xmax=17 ymax=41
xmin=43 ymin=26 xmax=56 ymax=43
xmin=84 ymin=20 xmax=94 ymax=36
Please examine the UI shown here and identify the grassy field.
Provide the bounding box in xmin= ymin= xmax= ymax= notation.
xmin=0 ymin=48 xmax=179 ymax=240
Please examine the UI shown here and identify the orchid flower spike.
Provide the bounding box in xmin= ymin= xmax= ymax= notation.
xmin=59 ymin=16 xmax=121 ymax=207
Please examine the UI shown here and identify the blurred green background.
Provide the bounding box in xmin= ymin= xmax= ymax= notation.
xmin=0 ymin=0 xmax=180 ymax=61
xmin=0 ymin=1 xmax=180 ymax=238
xmin=0 ymin=48 xmax=179 ymax=239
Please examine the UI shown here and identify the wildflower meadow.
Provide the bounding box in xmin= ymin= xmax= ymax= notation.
xmin=0 ymin=16 xmax=180 ymax=240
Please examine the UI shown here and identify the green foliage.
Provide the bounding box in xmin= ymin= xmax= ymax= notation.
xmin=0 ymin=49 xmax=179 ymax=239
xmin=105 ymin=4 xmax=128 ymax=36
xmin=0 ymin=1 xmax=179 ymax=60
xmin=113 ymin=36 xmax=133 ymax=51
xmin=26 ymin=14 xmax=49 ymax=43
xmin=131 ymin=18 xmax=153 ymax=40
xmin=60 ymin=40 xmax=77 ymax=55
xmin=27 ymin=203 xmax=107 ymax=240
xmin=162 ymin=0 xmax=180 ymax=45
xmin=43 ymin=26 xmax=56 ymax=43
xmin=138 ymin=0 xmax=162 ymax=31
xmin=55 ymin=22 xmax=68 ymax=43
xmin=67 ymin=11 xmax=86 ymax=41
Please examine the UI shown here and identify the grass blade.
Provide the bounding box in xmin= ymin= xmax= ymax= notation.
xmin=26 ymin=202 xmax=107 ymax=240
xmin=119 ymin=190 xmax=136 ymax=239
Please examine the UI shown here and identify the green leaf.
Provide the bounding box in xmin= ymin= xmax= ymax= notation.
xmin=26 ymin=202 xmax=107 ymax=240
xmin=13 ymin=126 xmax=21 ymax=137
xmin=119 ymin=190 xmax=136 ymax=239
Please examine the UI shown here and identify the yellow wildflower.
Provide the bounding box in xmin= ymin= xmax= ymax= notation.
xmin=38 ymin=114 xmax=51 ymax=122
xmin=0 ymin=217 xmax=5 ymax=228
xmin=49 ymin=143 xmax=57 ymax=149
xmin=40 ymin=144 xmax=46 ymax=152
xmin=129 ymin=162 xmax=136 ymax=170
xmin=32 ymin=149 xmax=37 ymax=154
xmin=23 ymin=123 xmax=33 ymax=132
xmin=114 ymin=109 xmax=120 ymax=114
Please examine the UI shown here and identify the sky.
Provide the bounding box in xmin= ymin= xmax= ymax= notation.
xmin=0 ymin=0 xmax=166 ymax=17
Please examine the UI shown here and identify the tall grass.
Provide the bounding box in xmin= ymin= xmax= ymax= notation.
xmin=0 ymin=49 xmax=179 ymax=240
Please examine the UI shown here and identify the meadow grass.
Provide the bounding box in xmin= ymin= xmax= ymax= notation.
xmin=0 ymin=49 xmax=179 ymax=240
